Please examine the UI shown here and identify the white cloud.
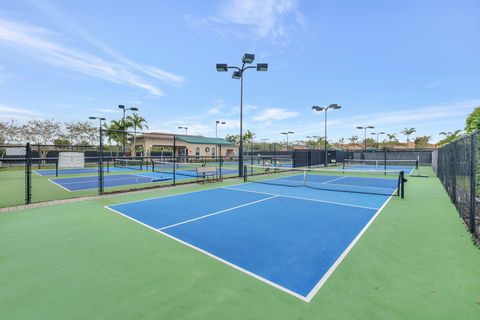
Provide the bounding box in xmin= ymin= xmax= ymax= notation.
xmin=208 ymin=107 xmax=221 ymax=114
xmin=426 ymin=80 xmax=445 ymax=88
xmin=217 ymin=0 xmax=301 ymax=41
xmin=99 ymin=108 xmax=119 ymax=114
xmin=253 ymin=108 xmax=299 ymax=121
xmin=0 ymin=103 xmax=38 ymax=115
xmin=0 ymin=18 xmax=184 ymax=96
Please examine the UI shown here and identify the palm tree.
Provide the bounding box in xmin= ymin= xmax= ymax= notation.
xmin=438 ymin=130 xmax=462 ymax=146
xmin=126 ymin=113 xmax=148 ymax=155
xmin=348 ymin=135 xmax=359 ymax=145
xmin=401 ymin=127 xmax=416 ymax=144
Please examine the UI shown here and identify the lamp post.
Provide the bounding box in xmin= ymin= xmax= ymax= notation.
xmin=215 ymin=120 xmax=226 ymax=138
xmin=357 ymin=125 xmax=375 ymax=151
xmin=281 ymin=131 xmax=294 ymax=151
xmin=216 ymin=53 xmax=268 ymax=177
xmin=312 ymin=104 xmax=341 ymax=167
xmin=118 ymin=105 xmax=138 ymax=155
xmin=178 ymin=126 xmax=188 ymax=135
xmin=88 ymin=116 xmax=106 ymax=130
xmin=371 ymin=132 xmax=385 ymax=149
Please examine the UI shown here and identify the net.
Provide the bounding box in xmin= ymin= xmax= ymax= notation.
xmin=245 ymin=165 xmax=405 ymax=197
xmin=152 ymin=160 xmax=206 ymax=177
xmin=343 ymin=159 xmax=418 ymax=170
xmin=114 ymin=158 xmax=143 ymax=171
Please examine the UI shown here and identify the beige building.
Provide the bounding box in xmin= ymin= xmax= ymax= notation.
xmin=131 ymin=132 xmax=237 ymax=158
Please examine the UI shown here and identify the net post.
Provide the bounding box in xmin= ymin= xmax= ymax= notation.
xmin=55 ymin=158 xmax=59 ymax=177
xmin=399 ymin=170 xmax=405 ymax=199
xmin=25 ymin=143 xmax=32 ymax=205
xmin=173 ymin=136 xmax=176 ymax=185
xmin=244 ymin=165 xmax=247 ymax=183
xmin=384 ymin=148 xmax=387 ymax=176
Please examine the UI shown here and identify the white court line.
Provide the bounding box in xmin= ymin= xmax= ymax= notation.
xmin=158 ymin=195 xmax=278 ymax=231
xmin=48 ymin=178 xmax=73 ymax=192
xmin=104 ymin=204 xmax=309 ymax=302
xmin=304 ymin=192 xmax=395 ymax=302
xmin=322 ymin=176 xmax=347 ymax=184
xmin=223 ymin=187 xmax=379 ymax=211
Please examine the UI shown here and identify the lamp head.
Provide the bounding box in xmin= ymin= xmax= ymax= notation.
xmin=100 ymin=117 xmax=106 ymax=121
xmin=131 ymin=107 xmax=139 ymax=111
xmin=328 ymin=104 xmax=341 ymax=109
xmin=89 ymin=116 xmax=96 ymax=120
xmin=118 ymin=105 xmax=125 ymax=110
xmin=242 ymin=53 xmax=255 ymax=64
xmin=216 ymin=64 xmax=228 ymax=72
xmin=232 ymin=71 xmax=241 ymax=79
xmin=256 ymin=63 xmax=268 ymax=71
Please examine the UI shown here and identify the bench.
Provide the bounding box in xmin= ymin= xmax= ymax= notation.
xmin=196 ymin=166 xmax=219 ymax=183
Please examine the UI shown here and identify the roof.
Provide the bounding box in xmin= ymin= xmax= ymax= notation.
xmin=175 ymin=135 xmax=234 ymax=145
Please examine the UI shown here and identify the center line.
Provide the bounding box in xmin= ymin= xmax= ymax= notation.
xmin=158 ymin=195 xmax=279 ymax=231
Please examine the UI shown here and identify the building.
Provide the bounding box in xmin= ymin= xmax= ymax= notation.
xmin=132 ymin=132 xmax=237 ymax=158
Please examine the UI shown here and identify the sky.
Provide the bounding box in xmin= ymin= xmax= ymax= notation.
xmin=0 ymin=0 xmax=479 ymax=143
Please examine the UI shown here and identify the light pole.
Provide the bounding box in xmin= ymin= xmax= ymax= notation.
xmin=371 ymin=132 xmax=385 ymax=149
xmin=118 ymin=105 xmax=138 ymax=155
xmin=312 ymin=104 xmax=341 ymax=167
xmin=281 ymin=131 xmax=294 ymax=151
xmin=357 ymin=125 xmax=375 ymax=151
xmin=89 ymin=116 xmax=106 ymax=130
xmin=215 ymin=120 xmax=226 ymax=138
xmin=178 ymin=126 xmax=188 ymax=135
xmin=216 ymin=53 xmax=268 ymax=177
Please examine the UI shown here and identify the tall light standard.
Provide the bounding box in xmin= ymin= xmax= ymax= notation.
xmin=215 ymin=121 xmax=226 ymax=138
xmin=312 ymin=104 xmax=341 ymax=167
xmin=357 ymin=125 xmax=375 ymax=151
xmin=281 ymin=131 xmax=294 ymax=151
xmin=118 ymin=105 xmax=138 ymax=155
xmin=88 ymin=116 xmax=106 ymax=130
xmin=216 ymin=53 xmax=268 ymax=177
xmin=371 ymin=131 xmax=385 ymax=149
xmin=178 ymin=126 xmax=188 ymax=135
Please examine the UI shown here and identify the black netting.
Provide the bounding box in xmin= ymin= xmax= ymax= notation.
xmin=436 ymin=133 xmax=479 ymax=246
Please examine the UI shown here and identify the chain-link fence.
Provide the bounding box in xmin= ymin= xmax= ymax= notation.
xmin=0 ymin=130 xmax=241 ymax=208
xmin=435 ymin=132 xmax=480 ymax=246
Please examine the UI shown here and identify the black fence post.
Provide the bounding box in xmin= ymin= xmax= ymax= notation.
xmin=25 ymin=143 xmax=32 ymax=205
xmin=469 ymin=133 xmax=476 ymax=234
xmin=173 ymin=136 xmax=176 ymax=185
xmin=98 ymin=128 xmax=104 ymax=195
xmin=219 ymin=144 xmax=223 ymax=181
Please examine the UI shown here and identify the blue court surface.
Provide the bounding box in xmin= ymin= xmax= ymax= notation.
xmin=344 ymin=165 xmax=415 ymax=175
xmin=34 ymin=166 xmax=134 ymax=176
xmin=106 ymin=173 xmax=397 ymax=301
xmin=51 ymin=173 xmax=172 ymax=191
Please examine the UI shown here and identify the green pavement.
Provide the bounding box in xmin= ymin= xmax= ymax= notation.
xmin=0 ymin=168 xmax=479 ymax=319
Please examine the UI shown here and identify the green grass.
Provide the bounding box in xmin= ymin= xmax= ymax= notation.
xmin=0 ymin=168 xmax=479 ymax=319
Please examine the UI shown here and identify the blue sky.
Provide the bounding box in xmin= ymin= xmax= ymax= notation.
xmin=0 ymin=0 xmax=479 ymax=143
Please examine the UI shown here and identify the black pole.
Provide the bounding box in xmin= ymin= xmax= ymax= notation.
xmin=324 ymin=109 xmax=328 ymax=167
xmin=219 ymin=144 xmax=222 ymax=181
xmin=173 ymin=136 xmax=176 ymax=185
xmin=99 ymin=128 xmax=104 ymax=195
xmin=25 ymin=143 xmax=32 ymax=205
xmin=239 ymin=70 xmax=244 ymax=177
xmin=469 ymin=133 xmax=476 ymax=234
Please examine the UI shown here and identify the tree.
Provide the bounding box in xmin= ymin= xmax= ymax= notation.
xmin=414 ymin=136 xmax=431 ymax=148
xmin=363 ymin=138 xmax=376 ymax=148
xmin=437 ymin=130 xmax=462 ymax=146
xmin=305 ymin=136 xmax=328 ymax=149
xmin=21 ymin=119 xmax=61 ymax=145
xmin=54 ymin=137 xmax=71 ymax=146
xmin=224 ymin=130 xmax=255 ymax=144
xmin=387 ymin=133 xmax=397 ymax=142
xmin=65 ymin=121 xmax=98 ymax=145
xmin=401 ymin=127 xmax=416 ymax=143
xmin=465 ymin=106 xmax=480 ymax=133
xmin=126 ymin=113 xmax=148 ymax=153
xmin=348 ymin=135 xmax=359 ymax=145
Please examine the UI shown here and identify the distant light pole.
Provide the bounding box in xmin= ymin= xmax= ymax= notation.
xmin=371 ymin=131 xmax=385 ymax=149
xmin=215 ymin=121 xmax=226 ymax=138
xmin=281 ymin=131 xmax=294 ymax=151
xmin=178 ymin=126 xmax=188 ymax=135
xmin=216 ymin=53 xmax=268 ymax=177
xmin=88 ymin=116 xmax=106 ymax=130
xmin=118 ymin=105 xmax=138 ymax=155
xmin=312 ymin=104 xmax=342 ymax=166
xmin=357 ymin=125 xmax=375 ymax=151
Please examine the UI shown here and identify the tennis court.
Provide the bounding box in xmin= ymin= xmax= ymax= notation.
xmin=51 ymin=173 xmax=171 ymax=191
xmin=107 ymin=169 xmax=400 ymax=301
